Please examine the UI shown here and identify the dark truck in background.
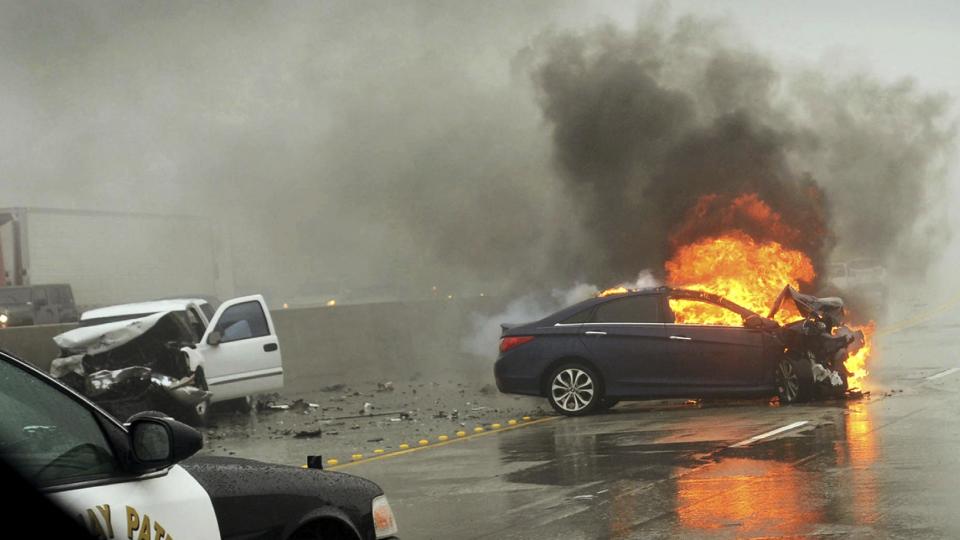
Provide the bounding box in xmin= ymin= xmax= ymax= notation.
xmin=0 ymin=284 xmax=78 ymax=328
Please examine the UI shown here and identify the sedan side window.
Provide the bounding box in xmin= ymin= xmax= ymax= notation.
xmin=215 ymin=301 xmax=270 ymax=343
xmin=0 ymin=360 xmax=119 ymax=487
xmin=593 ymin=295 xmax=660 ymax=323
xmin=560 ymin=307 xmax=594 ymax=324
xmin=668 ymin=297 xmax=742 ymax=326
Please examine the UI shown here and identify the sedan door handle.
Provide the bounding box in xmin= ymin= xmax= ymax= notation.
xmin=263 ymin=342 xmax=279 ymax=352
xmin=669 ymin=335 xmax=692 ymax=341
xmin=584 ymin=331 xmax=607 ymax=336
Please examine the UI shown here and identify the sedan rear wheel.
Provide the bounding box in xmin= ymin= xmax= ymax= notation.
xmin=547 ymin=364 xmax=602 ymax=416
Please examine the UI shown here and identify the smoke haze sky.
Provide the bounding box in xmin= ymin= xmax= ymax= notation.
xmin=3 ymin=1 xmax=957 ymax=302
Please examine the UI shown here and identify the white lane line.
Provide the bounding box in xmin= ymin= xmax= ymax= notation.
xmin=730 ymin=420 xmax=810 ymax=448
xmin=925 ymin=367 xmax=960 ymax=381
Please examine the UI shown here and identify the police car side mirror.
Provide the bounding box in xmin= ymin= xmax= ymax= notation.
xmin=127 ymin=415 xmax=203 ymax=473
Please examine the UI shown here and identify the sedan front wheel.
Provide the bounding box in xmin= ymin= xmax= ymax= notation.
xmin=777 ymin=356 xmax=813 ymax=404
xmin=547 ymin=364 xmax=602 ymax=416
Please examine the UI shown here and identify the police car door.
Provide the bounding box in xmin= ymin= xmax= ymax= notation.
xmin=0 ymin=357 xmax=221 ymax=539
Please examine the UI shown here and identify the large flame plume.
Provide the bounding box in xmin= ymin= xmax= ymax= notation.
xmin=666 ymin=232 xmax=814 ymax=325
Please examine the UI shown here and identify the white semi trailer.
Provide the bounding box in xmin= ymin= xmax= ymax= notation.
xmin=0 ymin=207 xmax=235 ymax=308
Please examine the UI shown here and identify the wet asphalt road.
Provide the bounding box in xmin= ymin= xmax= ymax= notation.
xmin=325 ymin=307 xmax=960 ymax=539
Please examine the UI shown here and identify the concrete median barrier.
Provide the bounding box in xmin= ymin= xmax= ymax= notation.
xmin=0 ymin=298 xmax=505 ymax=387
xmin=0 ymin=322 xmax=77 ymax=371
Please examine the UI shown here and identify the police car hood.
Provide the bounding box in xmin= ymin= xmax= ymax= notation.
xmin=180 ymin=455 xmax=382 ymax=539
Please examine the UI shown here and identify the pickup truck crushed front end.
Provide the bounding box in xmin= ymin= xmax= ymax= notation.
xmin=50 ymin=311 xmax=211 ymax=424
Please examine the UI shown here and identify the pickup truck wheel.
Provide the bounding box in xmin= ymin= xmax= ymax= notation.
xmin=233 ymin=395 xmax=254 ymax=413
xmin=177 ymin=396 xmax=210 ymax=427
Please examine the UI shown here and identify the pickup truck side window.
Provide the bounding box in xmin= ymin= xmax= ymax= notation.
xmin=215 ymin=301 xmax=270 ymax=343
xmin=0 ymin=361 xmax=119 ymax=487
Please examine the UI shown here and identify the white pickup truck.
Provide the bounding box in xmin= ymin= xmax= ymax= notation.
xmin=53 ymin=295 xmax=283 ymax=422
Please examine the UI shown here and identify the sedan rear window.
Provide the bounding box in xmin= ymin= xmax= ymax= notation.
xmin=593 ymin=295 xmax=660 ymax=323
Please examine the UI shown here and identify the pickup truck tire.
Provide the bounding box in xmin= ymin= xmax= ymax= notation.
xmin=181 ymin=398 xmax=210 ymax=427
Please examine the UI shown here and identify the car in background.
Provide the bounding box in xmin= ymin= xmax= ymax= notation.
xmin=0 ymin=348 xmax=399 ymax=539
xmin=0 ymin=284 xmax=78 ymax=328
xmin=52 ymin=295 xmax=283 ymax=422
xmin=494 ymin=286 xmax=864 ymax=415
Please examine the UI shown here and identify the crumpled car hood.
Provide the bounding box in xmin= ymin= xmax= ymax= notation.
xmin=53 ymin=311 xmax=171 ymax=355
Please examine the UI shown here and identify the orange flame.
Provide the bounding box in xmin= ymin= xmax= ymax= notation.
xmin=844 ymin=322 xmax=873 ymax=390
xmin=665 ymin=231 xmax=814 ymax=325
xmin=598 ymin=286 xmax=629 ymax=297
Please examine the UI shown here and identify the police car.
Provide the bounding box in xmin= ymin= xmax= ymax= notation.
xmin=0 ymin=349 xmax=399 ymax=539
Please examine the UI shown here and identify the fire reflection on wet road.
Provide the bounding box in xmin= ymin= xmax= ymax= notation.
xmin=675 ymin=458 xmax=820 ymax=535
xmin=334 ymin=376 xmax=960 ymax=539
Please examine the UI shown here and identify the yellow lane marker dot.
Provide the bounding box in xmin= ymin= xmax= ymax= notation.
xmin=438 ymin=435 xmax=449 ymax=441
xmin=418 ymin=439 xmax=430 ymax=446
xmin=508 ymin=419 xmax=518 ymax=425
xmin=351 ymin=453 xmax=363 ymax=461
xmin=373 ymin=449 xmax=385 ymax=454
xmin=491 ymin=423 xmax=502 ymax=429
xmin=327 ymin=416 xmax=559 ymax=471
xmin=522 ymin=416 xmax=531 ymax=421
xmin=456 ymin=431 xmax=467 ymax=437
xmin=326 ymin=458 xmax=339 ymax=466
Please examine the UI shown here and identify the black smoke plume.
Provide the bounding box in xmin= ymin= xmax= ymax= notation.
xmin=530 ymin=15 xmax=954 ymax=286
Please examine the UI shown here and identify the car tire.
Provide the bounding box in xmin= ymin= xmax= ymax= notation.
xmin=598 ymin=398 xmax=620 ymax=411
xmin=182 ymin=398 xmax=210 ymax=427
xmin=232 ymin=395 xmax=255 ymax=413
xmin=546 ymin=363 xmax=603 ymax=416
xmin=777 ymin=355 xmax=814 ymax=405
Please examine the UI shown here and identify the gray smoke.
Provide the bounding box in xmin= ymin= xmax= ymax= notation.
xmin=2 ymin=3 xmax=954 ymax=305
xmin=0 ymin=1 xmax=584 ymax=302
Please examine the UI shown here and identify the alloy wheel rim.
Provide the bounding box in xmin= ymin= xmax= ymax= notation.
xmin=778 ymin=361 xmax=799 ymax=402
xmin=551 ymin=368 xmax=595 ymax=412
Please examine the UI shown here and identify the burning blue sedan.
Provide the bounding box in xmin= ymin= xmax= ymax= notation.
xmin=494 ymin=286 xmax=864 ymax=415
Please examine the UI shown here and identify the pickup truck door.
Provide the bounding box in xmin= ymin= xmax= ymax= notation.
xmin=197 ymin=295 xmax=283 ymax=402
